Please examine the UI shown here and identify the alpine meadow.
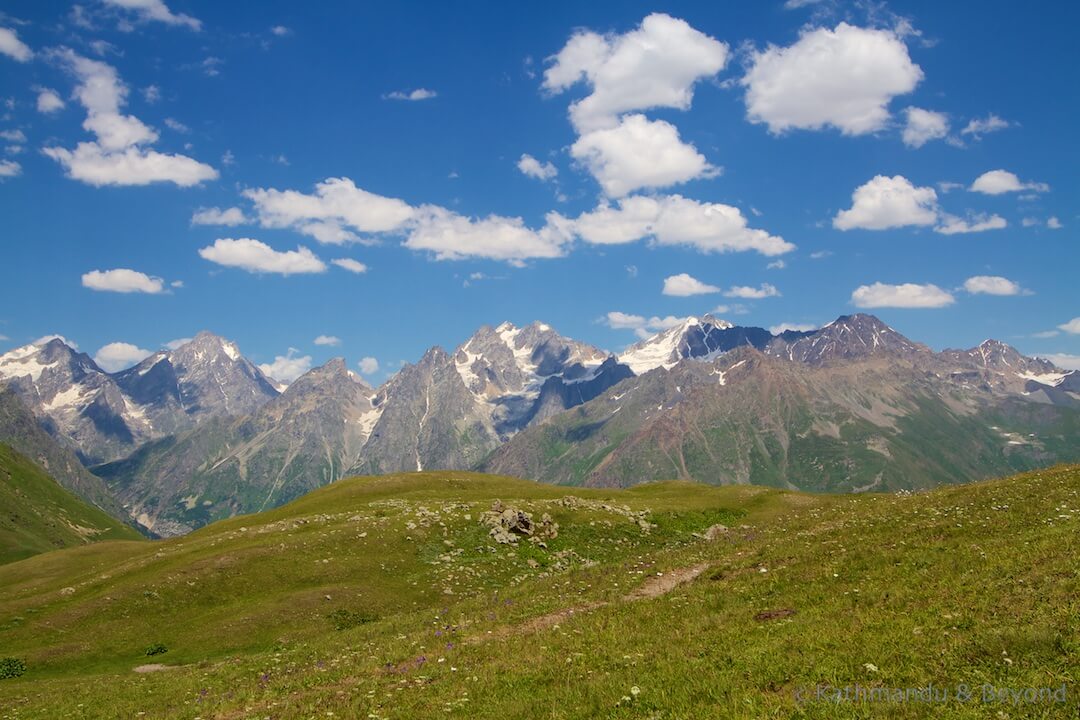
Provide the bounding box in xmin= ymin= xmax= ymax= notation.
xmin=0 ymin=1 xmax=1078 ymax=718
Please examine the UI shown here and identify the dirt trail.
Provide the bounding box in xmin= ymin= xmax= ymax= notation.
xmin=468 ymin=561 xmax=710 ymax=644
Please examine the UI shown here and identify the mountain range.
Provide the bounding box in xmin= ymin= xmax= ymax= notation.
xmin=1 ymin=313 xmax=1077 ymax=535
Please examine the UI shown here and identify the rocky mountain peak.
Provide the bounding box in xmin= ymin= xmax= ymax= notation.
xmin=776 ymin=313 xmax=927 ymax=366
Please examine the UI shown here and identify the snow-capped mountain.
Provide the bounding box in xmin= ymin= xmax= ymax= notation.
xmin=0 ymin=332 xmax=279 ymax=463
xmin=766 ymin=313 xmax=928 ymax=365
xmin=113 ymin=331 xmax=279 ymax=434
xmin=618 ymin=314 xmax=779 ymax=374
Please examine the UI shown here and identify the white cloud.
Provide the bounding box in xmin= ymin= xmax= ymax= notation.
xmin=191 ymin=206 xmax=247 ymax=226
xmin=44 ymin=50 xmax=217 ymax=187
xmin=573 ymin=194 xmax=794 ymax=256
xmin=100 ymin=0 xmax=201 ymax=30
xmin=724 ymin=283 xmax=779 ymax=299
xmin=164 ymin=337 xmax=191 ymax=350
xmin=963 ymin=275 xmax=1023 ymax=296
xmin=357 ymin=356 xmax=379 ymax=375
xmin=1022 ymin=217 xmax=1039 ymax=228
xmin=163 ymin=117 xmax=189 ymax=133
xmin=0 ymin=159 xmax=20 ymax=178
xmin=332 ymin=258 xmax=368 ymax=274
xmin=1040 ymin=353 xmax=1080 ymax=371
xmin=44 ymin=143 xmax=219 ymax=187
xmin=604 ymin=311 xmax=689 ymax=338
xmin=770 ymin=322 xmax=817 ymax=334
xmin=94 ymin=341 xmax=153 ymax=372
xmin=970 ymin=169 xmax=1049 ymax=195
xmin=142 ymin=84 xmax=161 ymax=103
xmin=809 ymin=250 xmax=832 ymax=259
xmin=742 ymin=23 xmax=922 ymax=135
xmin=0 ymin=27 xmax=33 ymax=62
xmin=543 ymin=12 xmax=728 ymax=133
xmin=517 ymin=154 xmax=557 ymax=181
xmin=902 ymin=107 xmax=948 ymax=148
xmin=258 ymin=348 xmax=312 ymax=385
xmin=198 ymin=238 xmax=327 ymax=275
xmin=662 ymin=273 xmax=719 ymax=296
xmin=960 ymin=114 xmax=1009 ymax=138
xmin=1047 ymin=216 xmax=1063 ymax=230
xmin=0 ymin=130 xmax=26 ymax=143
xmin=570 ymin=114 xmax=716 ymax=197
xmin=243 ymin=177 xmax=414 ymax=244
xmin=314 ymin=335 xmax=341 ymax=346
xmin=270 ymin=25 xmax=291 ymax=36
xmin=934 ymin=212 xmax=1007 ymax=235
xmin=82 ymin=268 xmax=166 ymax=293
xmin=833 ymin=175 xmax=938 ymax=230
xmin=36 ymin=88 xmax=65 ymax=114
xmin=1059 ymin=317 xmax=1080 ymax=335
xmin=766 ymin=259 xmax=786 ymax=270
xmin=851 ymin=282 xmax=954 ymax=308
xmin=403 ymin=206 xmax=571 ymax=264
xmin=385 ymin=88 xmax=436 ymax=101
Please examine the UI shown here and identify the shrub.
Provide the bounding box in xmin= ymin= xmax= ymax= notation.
xmin=0 ymin=657 xmax=26 ymax=679
xmin=327 ymin=608 xmax=377 ymax=631
xmin=144 ymin=643 xmax=168 ymax=656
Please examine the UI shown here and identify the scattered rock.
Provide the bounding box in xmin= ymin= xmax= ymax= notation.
xmin=702 ymin=524 xmax=729 ymax=541
xmin=59 ymin=586 xmax=75 ymax=596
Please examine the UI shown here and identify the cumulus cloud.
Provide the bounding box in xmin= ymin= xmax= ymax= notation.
xmin=935 ymin=212 xmax=1007 ymax=235
xmin=662 ymin=273 xmax=719 ymax=296
xmin=963 ymin=275 xmax=1025 ymax=296
xmin=357 ymin=357 xmax=379 ymax=375
xmin=258 ymin=348 xmax=312 ymax=385
xmin=100 ymin=0 xmax=201 ymax=30
xmin=833 ymin=175 xmax=939 ymax=230
xmin=517 ymin=154 xmax=557 ymax=181
xmin=902 ymin=107 xmax=948 ymax=148
xmin=0 ymin=27 xmax=33 ymax=62
xmin=573 ymin=194 xmax=794 ymax=256
xmin=36 ymin=88 xmax=65 ymax=114
xmin=385 ymin=88 xmax=436 ymax=101
xmin=164 ymin=337 xmax=191 ymax=350
xmin=403 ymin=206 xmax=571 ymax=264
xmin=243 ymin=177 xmax=414 ymax=244
xmin=94 ymin=341 xmax=153 ymax=372
xmin=543 ymin=13 xmax=728 ymax=133
xmin=191 ymin=206 xmax=247 ymax=226
xmin=82 ymin=268 xmax=166 ymax=293
xmin=604 ymin=311 xmax=689 ymax=338
xmin=969 ymin=169 xmax=1049 ymax=195
xmin=770 ymin=322 xmax=817 ymax=334
xmin=1059 ymin=317 xmax=1080 ymax=335
xmin=570 ymin=114 xmax=717 ymax=197
xmin=851 ymin=282 xmax=954 ymax=308
xmin=0 ymin=130 xmax=26 ymax=143
xmin=43 ymin=50 xmax=217 ymax=186
xmin=332 ymin=258 xmax=368 ymax=274
xmin=314 ymin=335 xmax=341 ymax=346
xmin=198 ymin=238 xmax=327 ymax=275
xmin=1047 ymin=216 xmax=1063 ymax=230
xmin=724 ymin=283 xmax=779 ymax=299
xmin=742 ymin=23 xmax=921 ymax=135
xmin=960 ymin=114 xmax=1009 ymax=138
xmin=0 ymin=159 xmax=20 ymax=178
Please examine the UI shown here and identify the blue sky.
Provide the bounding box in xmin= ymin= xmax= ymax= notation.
xmin=0 ymin=0 xmax=1077 ymax=382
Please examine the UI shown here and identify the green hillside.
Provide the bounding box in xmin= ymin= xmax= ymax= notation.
xmin=0 ymin=444 xmax=142 ymax=565
xmin=0 ymin=466 xmax=1077 ymax=718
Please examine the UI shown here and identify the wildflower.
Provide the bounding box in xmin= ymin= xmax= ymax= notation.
xmin=864 ymin=663 xmax=879 ymax=673
xmin=630 ymin=686 xmax=641 ymax=696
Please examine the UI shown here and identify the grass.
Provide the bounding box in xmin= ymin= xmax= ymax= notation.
xmin=0 ymin=443 xmax=142 ymax=565
xmin=0 ymin=466 xmax=1077 ymax=718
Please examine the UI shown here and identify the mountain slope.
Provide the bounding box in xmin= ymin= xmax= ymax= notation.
xmin=0 ymin=465 xmax=1077 ymax=717
xmin=94 ymin=359 xmax=378 ymax=535
xmin=0 ymin=388 xmax=128 ymax=519
xmin=0 ymin=443 xmax=141 ymax=564
xmin=484 ymin=336 xmax=1080 ymax=491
